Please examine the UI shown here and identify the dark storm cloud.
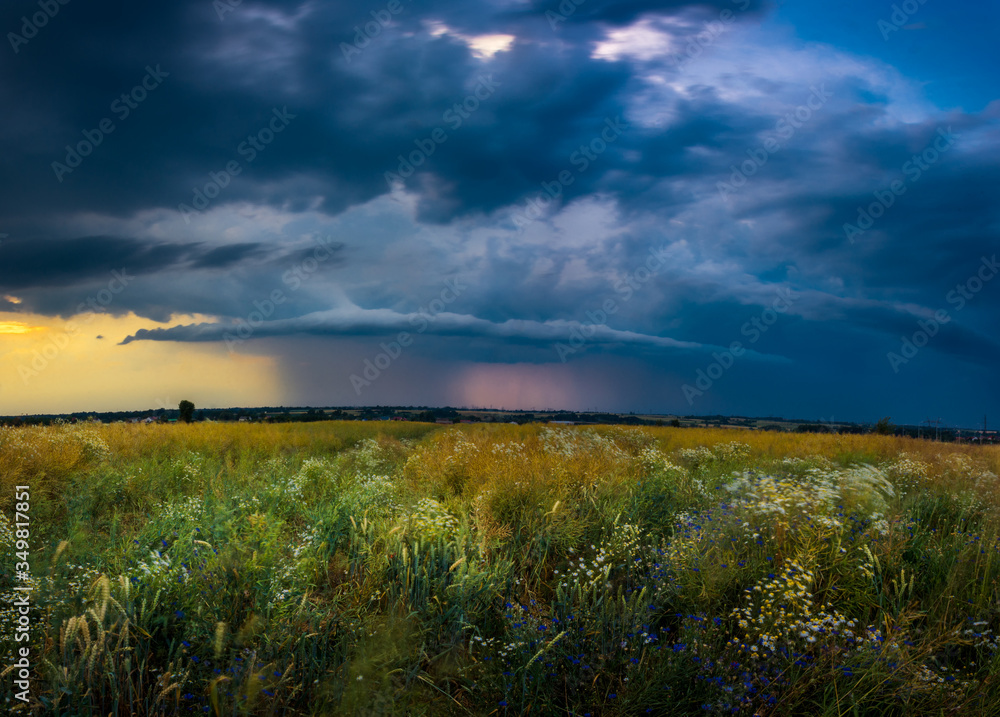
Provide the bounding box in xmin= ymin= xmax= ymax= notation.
xmin=0 ymin=235 xmax=193 ymax=290
xmin=728 ymin=113 xmax=1000 ymax=309
xmin=2 ymin=0 xmax=999 ymax=424
xmin=504 ymin=0 xmax=768 ymax=26
xmin=0 ymin=235 xmax=275 ymax=291
xmin=0 ymin=0 xmax=766 ymax=228
xmin=0 ymin=0 xmax=781 ymax=322
xmin=190 ymin=243 xmax=270 ymax=269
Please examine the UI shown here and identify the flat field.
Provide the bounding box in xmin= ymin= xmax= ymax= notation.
xmin=3 ymin=422 xmax=1000 ymax=715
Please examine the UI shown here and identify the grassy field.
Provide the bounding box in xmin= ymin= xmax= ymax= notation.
xmin=3 ymin=421 xmax=1000 ymax=715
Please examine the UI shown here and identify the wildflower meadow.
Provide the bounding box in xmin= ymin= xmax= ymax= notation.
xmin=2 ymin=421 xmax=1000 ymax=715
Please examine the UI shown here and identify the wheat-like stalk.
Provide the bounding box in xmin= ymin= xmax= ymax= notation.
xmin=214 ymin=621 xmax=227 ymax=659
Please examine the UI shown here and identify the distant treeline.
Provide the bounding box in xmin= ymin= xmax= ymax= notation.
xmin=0 ymin=408 xmax=653 ymax=427
xmin=0 ymin=408 xmax=991 ymax=442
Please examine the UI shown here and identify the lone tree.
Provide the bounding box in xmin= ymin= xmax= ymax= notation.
xmin=179 ymin=400 xmax=195 ymax=423
xmin=874 ymin=416 xmax=895 ymax=435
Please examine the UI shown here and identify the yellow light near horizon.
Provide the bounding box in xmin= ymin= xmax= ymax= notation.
xmin=0 ymin=310 xmax=286 ymax=414
xmin=0 ymin=321 xmax=38 ymax=334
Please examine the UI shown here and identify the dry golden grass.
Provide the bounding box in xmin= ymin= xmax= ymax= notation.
xmin=0 ymin=420 xmax=436 ymax=514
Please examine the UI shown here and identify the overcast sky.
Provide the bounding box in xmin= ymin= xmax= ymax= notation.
xmin=0 ymin=0 xmax=997 ymax=425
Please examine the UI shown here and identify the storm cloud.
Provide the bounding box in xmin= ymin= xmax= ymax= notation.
xmin=1 ymin=0 xmax=998 ymax=423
